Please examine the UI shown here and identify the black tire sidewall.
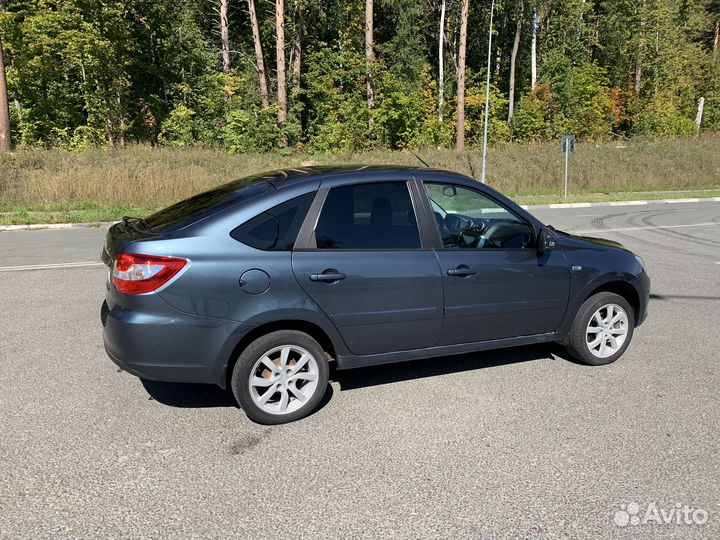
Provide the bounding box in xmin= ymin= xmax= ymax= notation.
xmin=231 ymin=330 xmax=329 ymax=424
xmin=568 ymin=292 xmax=635 ymax=366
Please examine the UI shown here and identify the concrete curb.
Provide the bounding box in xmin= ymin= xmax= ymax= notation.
xmin=0 ymin=221 xmax=118 ymax=232
xmin=1 ymin=196 xmax=719 ymax=232
xmin=520 ymin=196 xmax=720 ymax=210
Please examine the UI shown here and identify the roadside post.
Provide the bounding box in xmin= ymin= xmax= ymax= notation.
xmin=562 ymin=134 xmax=575 ymax=201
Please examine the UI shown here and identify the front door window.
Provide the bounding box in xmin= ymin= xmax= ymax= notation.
xmin=425 ymin=183 xmax=534 ymax=250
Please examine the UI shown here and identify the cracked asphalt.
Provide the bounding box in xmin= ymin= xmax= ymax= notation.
xmin=1 ymin=201 xmax=719 ymax=539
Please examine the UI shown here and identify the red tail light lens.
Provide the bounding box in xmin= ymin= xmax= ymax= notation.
xmin=112 ymin=253 xmax=188 ymax=295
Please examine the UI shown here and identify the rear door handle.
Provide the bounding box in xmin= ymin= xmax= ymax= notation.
xmin=447 ymin=265 xmax=476 ymax=277
xmin=310 ymin=271 xmax=347 ymax=282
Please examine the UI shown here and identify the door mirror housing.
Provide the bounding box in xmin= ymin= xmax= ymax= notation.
xmin=537 ymin=228 xmax=557 ymax=255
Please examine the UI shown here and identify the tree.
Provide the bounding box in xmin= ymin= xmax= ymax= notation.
xmin=366 ymin=0 xmax=375 ymax=131
xmin=248 ymin=0 xmax=270 ymax=108
xmin=635 ymin=0 xmax=646 ymax=95
xmin=439 ymin=0 xmax=446 ymax=121
xmin=508 ymin=0 xmax=524 ymax=124
xmin=220 ymin=0 xmax=231 ymax=74
xmin=456 ymin=0 xmax=469 ymax=150
xmin=531 ymin=5 xmax=538 ymax=89
xmin=0 ymin=37 xmax=10 ymax=152
xmin=276 ymin=0 xmax=288 ymax=126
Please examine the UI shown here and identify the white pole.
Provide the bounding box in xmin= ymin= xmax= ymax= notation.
xmin=564 ymin=145 xmax=569 ymax=201
xmin=481 ymin=0 xmax=495 ymax=184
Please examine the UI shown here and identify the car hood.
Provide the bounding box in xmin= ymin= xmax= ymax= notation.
xmin=552 ymin=228 xmax=630 ymax=252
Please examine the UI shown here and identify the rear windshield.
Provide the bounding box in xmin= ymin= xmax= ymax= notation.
xmin=143 ymin=178 xmax=273 ymax=232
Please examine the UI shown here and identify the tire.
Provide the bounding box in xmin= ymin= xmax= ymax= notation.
xmin=564 ymin=292 xmax=635 ymax=366
xmin=231 ymin=330 xmax=329 ymax=424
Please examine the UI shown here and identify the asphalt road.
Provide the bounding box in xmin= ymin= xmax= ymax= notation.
xmin=1 ymin=201 xmax=719 ymax=540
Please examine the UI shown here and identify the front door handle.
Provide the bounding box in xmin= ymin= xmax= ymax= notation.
xmin=447 ymin=265 xmax=476 ymax=277
xmin=310 ymin=270 xmax=347 ymax=282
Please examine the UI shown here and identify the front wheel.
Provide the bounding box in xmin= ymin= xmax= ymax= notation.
xmin=564 ymin=292 xmax=635 ymax=366
xmin=231 ymin=330 xmax=329 ymax=424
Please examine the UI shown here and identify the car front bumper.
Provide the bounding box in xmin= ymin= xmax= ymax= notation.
xmin=632 ymin=270 xmax=651 ymax=327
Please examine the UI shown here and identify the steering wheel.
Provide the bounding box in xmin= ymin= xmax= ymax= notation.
xmin=477 ymin=222 xmax=504 ymax=249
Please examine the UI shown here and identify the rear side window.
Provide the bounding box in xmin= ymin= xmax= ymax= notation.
xmin=231 ymin=192 xmax=315 ymax=251
xmin=315 ymin=182 xmax=420 ymax=249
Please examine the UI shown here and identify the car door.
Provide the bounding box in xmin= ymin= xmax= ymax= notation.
xmin=292 ymin=179 xmax=444 ymax=356
xmin=421 ymin=181 xmax=571 ymax=346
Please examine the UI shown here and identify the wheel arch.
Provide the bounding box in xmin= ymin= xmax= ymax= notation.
xmin=584 ymin=280 xmax=640 ymax=323
xmin=218 ymin=319 xmax=338 ymax=389
xmin=559 ymin=274 xmax=642 ymax=340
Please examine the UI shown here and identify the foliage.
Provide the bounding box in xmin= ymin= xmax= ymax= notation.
xmin=0 ymin=0 xmax=718 ymax=152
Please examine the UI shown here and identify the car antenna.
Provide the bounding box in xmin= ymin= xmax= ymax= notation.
xmin=407 ymin=149 xmax=430 ymax=168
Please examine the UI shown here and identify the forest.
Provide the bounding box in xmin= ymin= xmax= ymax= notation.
xmin=0 ymin=0 xmax=719 ymax=154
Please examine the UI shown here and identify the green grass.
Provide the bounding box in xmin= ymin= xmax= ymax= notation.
xmin=1 ymin=135 xmax=718 ymax=225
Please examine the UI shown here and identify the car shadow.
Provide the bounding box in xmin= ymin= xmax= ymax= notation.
xmin=139 ymin=344 xmax=569 ymax=408
xmin=139 ymin=378 xmax=335 ymax=415
xmin=333 ymin=343 xmax=567 ymax=391
xmin=650 ymin=293 xmax=720 ymax=301
xmin=141 ymin=379 xmax=238 ymax=408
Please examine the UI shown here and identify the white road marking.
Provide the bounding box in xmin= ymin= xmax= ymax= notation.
xmin=574 ymin=222 xmax=720 ymax=235
xmin=0 ymin=261 xmax=105 ymax=272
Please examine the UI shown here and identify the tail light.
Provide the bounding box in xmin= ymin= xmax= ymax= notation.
xmin=112 ymin=253 xmax=188 ymax=295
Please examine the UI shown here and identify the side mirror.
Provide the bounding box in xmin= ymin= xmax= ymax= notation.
xmin=537 ymin=228 xmax=557 ymax=255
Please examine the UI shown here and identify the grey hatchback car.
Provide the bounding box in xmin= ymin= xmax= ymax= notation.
xmin=101 ymin=166 xmax=650 ymax=424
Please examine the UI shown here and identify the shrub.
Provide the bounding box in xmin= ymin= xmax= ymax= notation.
xmin=634 ymin=96 xmax=698 ymax=137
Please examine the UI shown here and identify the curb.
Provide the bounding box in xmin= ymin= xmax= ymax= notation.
xmin=0 ymin=221 xmax=118 ymax=232
xmin=1 ymin=196 xmax=719 ymax=232
xmin=520 ymin=196 xmax=720 ymax=210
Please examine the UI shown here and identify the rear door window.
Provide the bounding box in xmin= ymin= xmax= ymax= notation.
xmin=231 ymin=192 xmax=315 ymax=251
xmin=314 ymin=182 xmax=420 ymax=249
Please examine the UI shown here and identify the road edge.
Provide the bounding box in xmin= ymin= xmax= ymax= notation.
xmin=1 ymin=196 xmax=719 ymax=232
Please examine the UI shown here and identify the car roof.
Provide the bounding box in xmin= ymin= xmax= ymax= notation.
xmin=255 ymin=165 xmax=473 ymax=188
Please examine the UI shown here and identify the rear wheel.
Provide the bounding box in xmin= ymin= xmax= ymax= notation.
xmin=565 ymin=292 xmax=635 ymax=366
xmin=231 ymin=330 xmax=329 ymax=424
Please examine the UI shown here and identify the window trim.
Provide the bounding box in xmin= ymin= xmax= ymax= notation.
xmin=419 ymin=180 xmax=538 ymax=252
xmin=293 ymin=180 xmax=430 ymax=252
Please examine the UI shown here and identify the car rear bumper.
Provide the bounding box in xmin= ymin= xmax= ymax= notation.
xmin=632 ymin=270 xmax=650 ymax=326
xmin=101 ymin=299 xmax=254 ymax=385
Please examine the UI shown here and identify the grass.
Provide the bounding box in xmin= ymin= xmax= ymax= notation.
xmin=1 ymin=135 xmax=719 ymax=225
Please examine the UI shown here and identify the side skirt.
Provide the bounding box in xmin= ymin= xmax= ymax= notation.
xmin=336 ymin=332 xmax=559 ymax=370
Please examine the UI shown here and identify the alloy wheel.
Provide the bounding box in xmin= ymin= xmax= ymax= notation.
xmin=248 ymin=345 xmax=319 ymax=415
xmin=585 ymin=303 xmax=629 ymax=358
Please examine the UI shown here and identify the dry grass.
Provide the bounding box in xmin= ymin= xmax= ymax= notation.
xmin=1 ymin=135 xmax=719 ymax=209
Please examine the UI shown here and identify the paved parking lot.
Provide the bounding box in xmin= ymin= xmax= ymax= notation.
xmin=1 ymin=201 xmax=719 ymax=539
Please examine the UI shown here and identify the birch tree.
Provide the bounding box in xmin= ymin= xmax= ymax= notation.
xmin=0 ymin=37 xmax=10 ymax=152
xmin=456 ymin=0 xmax=469 ymax=150
xmin=508 ymin=0 xmax=524 ymax=124
xmin=439 ymin=0 xmax=446 ymax=121
xmin=531 ymin=5 xmax=538 ymax=89
xmin=276 ymin=0 xmax=288 ymax=126
xmin=248 ymin=0 xmax=270 ymax=108
xmin=366 ymin=0 xmax=375 ymax=131
xmin=220 ymin=0 xmax=231 ymax=74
